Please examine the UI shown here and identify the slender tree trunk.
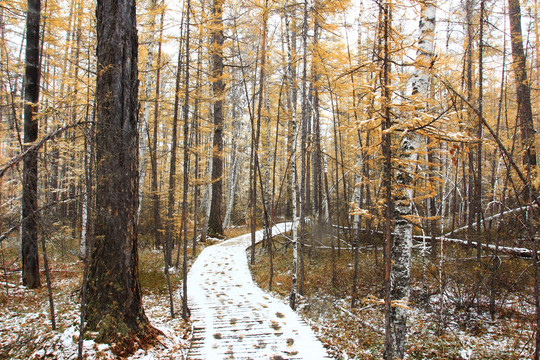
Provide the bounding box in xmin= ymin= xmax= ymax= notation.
xmin=150 ymin=8 xmax=164 ymax=249
xmin=298 ymin=0 xmax=309 ymax=296
xmin=40 ymin=230 xmax=55 ymax=329
xmin=223 ymin=78 xmax=242 ymax=229
xmin=166 ymin=30 xmax=184 ymax=267
xmin=508 ymin=0 xmax=537 ymax=169
xmin=284 ymin=2 xmax=299 ymax=310
xmin=223 ymin=113 xmax=239 ymax=228
xmin=381 ymin=3 xmax=393 ymax=358
xmin=508 ymin=0 xmax=538 ymax=355
xmin=207 ymin=0 xmax=225 ymax=237
xmin=312 ymin=0 xmax=322 ymax=226
xmin=181 ymin=0 xmax=191 ymax=320
xmin=465 ymin=0 xmax=475 ymax=249
xmin=137 ymin=0 xmax=156 ymax=224
xmin=268 ymin=82 xmax=284 ymax=290
xmin=192 ymin=42 xmax=202 ymax=255
xmin=251 ymin=0 xmax=269 ymax=265
xmin=21 ymin=0 xmax=41 ymax=289
xmin=475 ymin=0 xmax=484 ymax=262
xmin=81 ymin=104 xmax=95 ymax=258
xmin=80 ymin=11 xmax=94 ymax=259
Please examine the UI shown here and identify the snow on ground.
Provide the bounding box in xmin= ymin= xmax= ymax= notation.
xmin=187 ymin=223 xmax=332 ymax=359
xmin=0 ymin=261 xmax=190 ymax=359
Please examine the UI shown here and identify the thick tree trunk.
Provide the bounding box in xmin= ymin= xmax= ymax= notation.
xmin=86 ymin=0 xmax=155 ymax=346
xmin=207 ymin=0 xmax=225 ymax=237
xmin=21 ymin=0 xmax=41 ymax=289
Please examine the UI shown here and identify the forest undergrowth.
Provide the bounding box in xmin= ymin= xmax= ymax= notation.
xmin=0 ymin=224 xmax=233 ymax=359
xmin=250 ymin=231 xmax=536 ymax=359
xmin=0 ymin=223 xmax=535 ymax=359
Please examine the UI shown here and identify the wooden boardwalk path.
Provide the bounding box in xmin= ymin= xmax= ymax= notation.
xmin=187 ymin=224 xmax=331 ymax=359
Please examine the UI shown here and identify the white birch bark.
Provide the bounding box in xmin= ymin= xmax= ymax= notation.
xmin=391 ymin=0 xmax=436 ymax=357
xmin=203 ymin=155 xmax=213 ymax=221
xmin=322 ymin=143 xmax=330 ymax=225
xmin=80 ymin=139 xmax=91 ymax=257
xmin=353 ymin=148 xmax=363 ymax=236
xmin=284 ymin=2 xmax=299 ymax=310
xmin=223 ymin=96 xmax=241 ymax=228
xmin=137 ymin=0 xmax=158 ymax=222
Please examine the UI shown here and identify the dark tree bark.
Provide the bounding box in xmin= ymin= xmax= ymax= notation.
xmin=298 ymin=0 xmax=309 ymax=296
xmin=86 ymin=0 xmax=156 ymax=347
xmin=207 ymin=0 xmax=225 ymax=237
xmin=464 ymin=0 xmax=475 ymax=250
xmin=21 ymin=0 xmax=41 ymax=289
xmin=508 ymin=0 xmax=537 ymax=169
xmin=475 ymin=0 xmax=484 ymax=262
xmin=166 ymin=31 xmax=184 ymax=267
xmin=380 ymin=2 xmax=393 ymax=359
xmin=508 ymin=0 xmax=538 ymax=356
xmin=312 ymin=1 xmax=322 ymax=223
xmin=150 ymin=8 xmax=164 ymax=249
xmin=181 ymin=0 xmax=191 ymax=320
xmin=192 ymin=42 xmax=202 ymax=255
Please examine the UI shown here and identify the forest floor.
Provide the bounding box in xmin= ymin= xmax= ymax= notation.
xmin=250 ymin=232 xmax=536 ymax=359
xmin=0 ymin=225 xmax=536 ymax=359
xmin=0 ymin=230 xmax=204 ymax=360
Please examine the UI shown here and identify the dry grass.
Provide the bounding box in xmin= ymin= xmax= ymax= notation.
xmin=250 ymin=230 xmax=536 ymax=359
xmin=0 ymin=229 xmax=198 ymax=359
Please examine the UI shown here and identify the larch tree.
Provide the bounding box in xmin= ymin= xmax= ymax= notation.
xmin=150 ymin=7 xmax=165 ymax=249
xmin=207 ymin=0 xmax=225 ymax=237
xmin=181 ymin=0 xmax=192 ymax=320
xmin=507 ymin=0 xmax=538 ymax=356
xmin=21 ymin=0 xmax=42 ymax=289
xmin=166 ymin=23 xmax=184 ymax=267
xmin=508 ymin=0 xmax=537 ymax=169
xmin=380 ymin=0 xmax=393 ymax=357
xmin=85 ymin=0 xmax=157 ymax=347
xmin=137 ymin=0 xmax=160 ymax=224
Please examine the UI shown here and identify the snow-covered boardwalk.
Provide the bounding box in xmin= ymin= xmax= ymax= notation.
xmin=187 ymin=223 xmax=331 ymax=359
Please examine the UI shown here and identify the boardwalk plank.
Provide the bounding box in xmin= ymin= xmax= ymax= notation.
xmin=187 ymin=224 xmax=332 ymax=359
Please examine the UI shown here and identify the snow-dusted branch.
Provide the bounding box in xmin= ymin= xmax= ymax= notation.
xmin=0 ymin=121 xmax=89 ymax=179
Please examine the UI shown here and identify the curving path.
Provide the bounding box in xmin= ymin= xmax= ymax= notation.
xmin=187 ymin=223 xmax=331 ymax=359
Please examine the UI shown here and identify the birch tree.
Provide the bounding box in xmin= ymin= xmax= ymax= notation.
xmin=284 ymin=0 xmax=300 ymax=310
xmin=390 ymin=0 xmax=436 ymax=356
